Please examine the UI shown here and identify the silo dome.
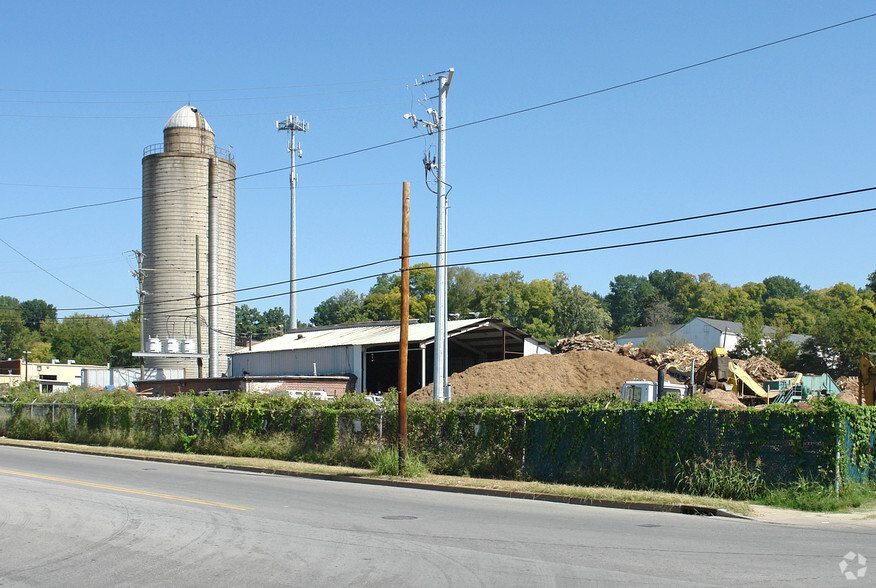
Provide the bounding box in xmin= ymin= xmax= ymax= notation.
xmin=165 ymin=105 xmax=213 ymax=133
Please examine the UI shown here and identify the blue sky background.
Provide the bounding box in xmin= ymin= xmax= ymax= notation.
xmin=1 ymin=2 xmax=874 ymax=323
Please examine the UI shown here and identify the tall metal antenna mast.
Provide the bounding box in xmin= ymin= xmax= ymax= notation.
xmin=405 ymin=67 xmax=453 ymax=402
xmin=276 ymin=114 xmax=309 ymax=330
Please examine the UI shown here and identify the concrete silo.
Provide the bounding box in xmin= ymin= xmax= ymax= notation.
xmin=142 ymin=106 xmax=235 ymax=376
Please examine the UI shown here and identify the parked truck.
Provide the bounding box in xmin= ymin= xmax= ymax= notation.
xmin=620 ymin=379 xmax=688 ymax=404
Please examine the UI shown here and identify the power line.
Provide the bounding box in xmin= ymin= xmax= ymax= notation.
xmin=49 ymin=184 xmax=876 ymax=312
xmin=0 ymin=235 xmax=116 ymax=314
xmin=46 ymin=202 xmax=876 ymax=321
xmin=4 ymin=14 xmax=872 ymax=224
xmin=410 ymin=185 xmax=876 ymax=260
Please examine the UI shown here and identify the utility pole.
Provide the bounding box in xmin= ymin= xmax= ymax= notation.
xmin=131 ymin=250 xmax=146 ymax=380
xmin=276 ymin=115 xmax=309 ymax=331
xmin=404 ymin=68 xmax=453 ymax=402
xmin=434 ymin=69 xmax=453 ymax=402
xmin=398 ymin=181 xmax=410 ymax=473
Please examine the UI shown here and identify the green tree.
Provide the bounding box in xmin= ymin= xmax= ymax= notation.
xmin=802 ymin=284 xmax=876 ymax=376
xmin=49 ymin=314 xmax=114 ymax=365
xmin=730 ymin=315 xmax=765 ymax=359
xmin=0 ymin=296 xmax=24 ymax=359
xmin=312 ymin=289 xmax=368 ymax=326
xmin=261 ymin=307 xmax=290 ymax=331
xmin=111 ymin=314 xmax=140 ymax=367
xmin=235 ymin=304 xmax=262 ymax=337
xmin=763 ymin=275 xmax=807 ymax=300
xmin=18 ymin=299 xmax=57 ymax=332
xmin=605 ymin=274 xmax=658 ymax=331
xmin=448 ymin=266 xmax=482 ymax=316
xmin=551 ymin=272 xmax=611 ymax=338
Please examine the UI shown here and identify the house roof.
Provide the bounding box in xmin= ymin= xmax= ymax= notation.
xmin=694 ymin=318 xmax=743 ymax=334
xmin=232 ymin=318 xmax=541 ymax=355
xmin=617 ymin=325 xmax=683 ymax=340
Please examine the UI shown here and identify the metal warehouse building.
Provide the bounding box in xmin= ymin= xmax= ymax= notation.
xmin=229 ymin=318 xmax=550 ymax=395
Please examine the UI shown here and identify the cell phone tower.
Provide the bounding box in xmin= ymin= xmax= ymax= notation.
xmin=276 ymin=114 xmax=309 ymax=330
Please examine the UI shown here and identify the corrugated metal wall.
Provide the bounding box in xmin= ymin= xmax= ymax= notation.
xmin=230 ymin=346 xmax=364 ymax=392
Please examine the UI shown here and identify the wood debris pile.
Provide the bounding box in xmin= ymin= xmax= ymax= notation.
xmin=836 ymin=376 xmax=859 ymax=393
xmin=554 ymin=335 xmax=787 ymax=387
xmin=734 ymin=356 xmax=785 ymax=382
xmin=552 ymin=333 xmax=620 ymax=354
xmin=647 ymin=344 xmax=709 ymax=371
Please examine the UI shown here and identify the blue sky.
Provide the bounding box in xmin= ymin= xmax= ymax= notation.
xmin=1 ymin=2 xmax=875 ymax=323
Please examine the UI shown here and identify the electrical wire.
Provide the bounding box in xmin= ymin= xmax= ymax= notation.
xmin=47 ymin=184 xmax=876 ymax=312
xmin=4 ymin=14 xmax=872 ymax=223
xmin=43 ymin=202 xmax=876 ymax=321
xmin=0 ymin=235 xmax=116 ymax=314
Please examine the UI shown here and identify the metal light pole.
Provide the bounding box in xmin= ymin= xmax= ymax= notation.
xmin=276 ymin=115 xmax=309 ymax=330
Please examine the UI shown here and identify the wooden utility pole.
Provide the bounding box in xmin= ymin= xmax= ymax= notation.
xmin=398 ymin=181 xmax=410 ymax=473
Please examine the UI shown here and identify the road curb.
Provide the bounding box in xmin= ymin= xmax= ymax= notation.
xmin=0 ymin=438 xmax=748 ymax=519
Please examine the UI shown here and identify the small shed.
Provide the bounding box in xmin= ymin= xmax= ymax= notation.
xmin=229 ymin=318 xmax=550 ymax=394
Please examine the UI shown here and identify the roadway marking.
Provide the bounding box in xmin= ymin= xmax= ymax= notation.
xmin=0 ymin=468 xmax=252 ymax=511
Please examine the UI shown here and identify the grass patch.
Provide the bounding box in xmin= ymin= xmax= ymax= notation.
xmin=675 ymin=457 xmax=766 ymax=501
xmin=757 ymin=479 xmax=876 ymax=512
xmin=369 ymin=447 xmax=429 ymax=478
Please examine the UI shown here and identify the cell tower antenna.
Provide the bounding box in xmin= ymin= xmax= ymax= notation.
xmin=276 ymin=114 xmax=309 ymax=330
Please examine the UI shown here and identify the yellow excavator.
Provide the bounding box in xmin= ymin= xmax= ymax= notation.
xmin=859 ymin=353 xmax=875 ymax=406
xmin=694 ymin=347 xmax=769 ymax=402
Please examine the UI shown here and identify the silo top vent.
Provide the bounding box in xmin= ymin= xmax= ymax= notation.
xmin=164 ymin=105 xmax=213 ymax=133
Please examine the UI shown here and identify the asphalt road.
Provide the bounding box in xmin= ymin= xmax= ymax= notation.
xmin=0 ymin=445 xmax=871 ymax=587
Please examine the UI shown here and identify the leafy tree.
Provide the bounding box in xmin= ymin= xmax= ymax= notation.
xmin=763 ymin=324 xmax=801 ymax=370
xmin=19 ymin=299 xmax=57 ymax=332
xmin=552 ymin=272 xmax=611 ymax=338
xmin=730 ymin=315 xmax=765 ymax=359
xmin=235 ymin=304 xmax=262 ymax=336
xmin=312 ymin=289 xmax=368 ymax=326
xmin=867 ymin=270 xmax=876 ymax=295
xmin=110 ymin=314 xmax=140 ymax=367
xmin=763 ymin=275 xmax=807 ymax=300
xmin=48 ymin=314 xmax=114 ymax=365
xmin=261 ymin=307 xmax=290 ymax=330
xmin=605 ymin=274 xmax=658 ymax=331
xmin=448 ymin=266 xmax=482 ymax=316
xmin=802 ymin=284 xmax=876 ymax=376
xmin=0 ymin=296 xmax=24 ymax=359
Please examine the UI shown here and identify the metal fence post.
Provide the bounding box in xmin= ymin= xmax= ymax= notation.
xmin=378 ymin=408 xmax=384 ymax=449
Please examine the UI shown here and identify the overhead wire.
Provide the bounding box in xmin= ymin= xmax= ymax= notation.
xmin=4 ymin=13 xmax=873 ymax=223
xmin=35 ymin=201 xmax=876 ymax=322
xmin=4 ymin=15 xmax=875 ymax=316
xmin=46 ymin=184 xmax=876 ymax=312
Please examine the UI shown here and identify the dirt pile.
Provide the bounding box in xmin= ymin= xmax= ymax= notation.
xmin=836 ymin=390 xmax=863 ymax=405
xmin=700 ymin=389 xmax=746 ymax=410
xmin=410 ymin=350 xmax=664 ymax=402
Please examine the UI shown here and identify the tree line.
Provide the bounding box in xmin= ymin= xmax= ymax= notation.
xmin=307 ymin=266 xmax=876 ymax=377
xmin=3 ymin=268 xmax=874 ymax=376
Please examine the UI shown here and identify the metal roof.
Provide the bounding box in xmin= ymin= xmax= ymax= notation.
xmin=165 ymin=105 xmax=213 ymax=133
xmin=693 ymin=318 xmax=743 ymax=333
xmin=232 ymin=318 xmax=533 ymax=355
